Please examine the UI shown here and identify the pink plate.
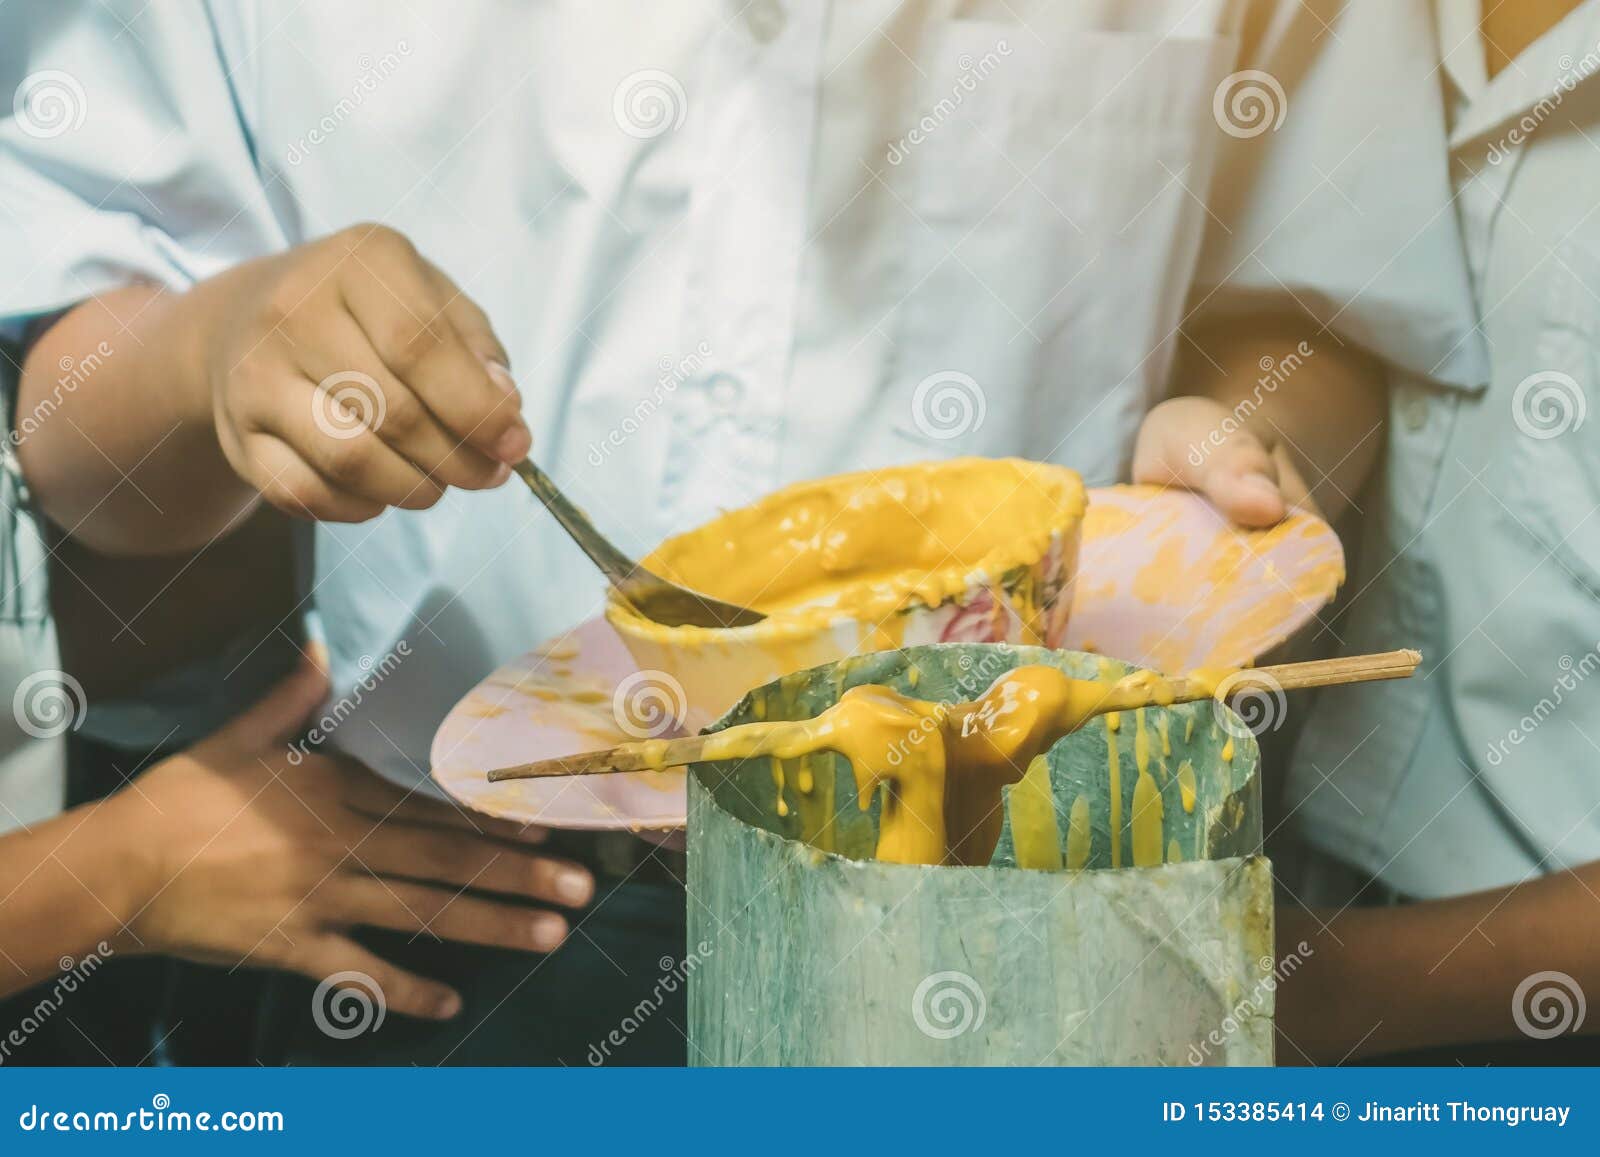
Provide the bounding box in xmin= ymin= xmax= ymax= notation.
xmin=428 ymin=485 xmax=1344 ymax=830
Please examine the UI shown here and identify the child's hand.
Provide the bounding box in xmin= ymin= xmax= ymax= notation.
xmin=191 ymin=224 xmax=530 ymax=522
xmin=1131 ymin=397 xmax=1316 ymax=527
xmin=109 ymin=652 xmax=591 ymax=1020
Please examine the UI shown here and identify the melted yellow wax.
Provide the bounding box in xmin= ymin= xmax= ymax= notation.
xmin=617 ymin=660 xmax=1239 ymax=869
xmin=1066 ymin=795 xmax=1093 ymax=870
xmin=1009 ymin=755 xmax=1063 ymax=870
xmin=1130 ymin=708 xmax=1164 ymax=868
xmin=1131 ymin=769 xmax=1164 ymax=868
xmin=621 ymin=665 xmax=1115 ymax=865
xmin=606 ymin=459 xmax=1086 ymax=646
xmin=1106 ymin=716 xmax=1122 ymax=869
xmin=1106 ymin=484 xmax=1344 ymax=675
xmin=1176 ymin=760 xmax=1198 ymax=815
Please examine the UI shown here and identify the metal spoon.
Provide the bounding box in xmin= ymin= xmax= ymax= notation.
xmin=512 ymin=459 xmax=766 ymax=629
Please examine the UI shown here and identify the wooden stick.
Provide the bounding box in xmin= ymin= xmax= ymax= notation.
xmin=485 ymin=648 xmax=1422 ymax=782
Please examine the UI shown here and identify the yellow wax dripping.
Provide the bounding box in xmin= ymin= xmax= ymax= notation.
xmin=1176 ymin=760 xmax=1197 ymax=815
xmin=771 ymin=760 xmax=789 ymax=817
xmin=1066 ymin=795 xmax=1093 ymax=870
xmin=1106 ymin=715 xmax=1122 ymax=869
xmin=1129 ymin=703 xmax=1166 ymax=867
xmin=620 ymin=659 xmax=1232 ymax=869
xmin=1009 ymin=755 xmax=1063 ymax=870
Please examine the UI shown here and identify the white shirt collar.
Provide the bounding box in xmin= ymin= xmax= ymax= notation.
xmin=1436 ymin=0 xmax=1600 ymax=151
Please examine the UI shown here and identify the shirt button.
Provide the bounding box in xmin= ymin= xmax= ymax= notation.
xmin=705 ymin=372 xmax=744 ymax=415
xmin=747 ymin=0 xmax=786 ymax=42
xmin=1398 ymin=391 xmax=1429 ymax=433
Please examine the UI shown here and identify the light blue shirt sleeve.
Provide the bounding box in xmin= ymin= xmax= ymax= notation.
xmin=0 ymin=0 xmax=286 ymax=342
xmin=1189 ymin=1 xmax=1488 ymax=390
xmin=2 ymin=2 xmax=296 ymax=753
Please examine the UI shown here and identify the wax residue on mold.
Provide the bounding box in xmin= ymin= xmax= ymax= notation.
xmin=1106 ymin=715 xmax=1122 ymax=869
xmin=1087 ymin=484 xmax=1344 ymax=674
xmin=1009 ymin=755 xmax=1063 ymax=870
xmin=1176 ymin=760 xmax=1198 ymax=814
xmin=620 ymin=659 xmax=1242 ymax=870
xmin=1130 ymin=707 xmax=1164 ymax=868
xmin=1066 ymin=795 xmax=1093 ymax=870
xmin=1131 ymin=766 xmax=1164 ymax=868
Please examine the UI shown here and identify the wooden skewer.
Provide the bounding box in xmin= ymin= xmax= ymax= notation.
xmin=485 ymin=648 xmax=1422 ymax=783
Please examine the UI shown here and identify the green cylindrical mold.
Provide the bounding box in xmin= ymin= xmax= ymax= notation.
xmin=687 ymin=644 xmax=1274 ymax=1066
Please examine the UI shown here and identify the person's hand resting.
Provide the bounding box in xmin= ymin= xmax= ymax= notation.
xmin=99 ymin=652 xmax=592 ymax=1020
xmin=1131 ymin=396 xmax=1316 ymax=528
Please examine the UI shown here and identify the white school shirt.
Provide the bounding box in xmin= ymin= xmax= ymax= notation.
xmin=1288 ymin=0 xmax=1600 ymax=898
xmin=0 ymin=0 xmax=1482 ymax=793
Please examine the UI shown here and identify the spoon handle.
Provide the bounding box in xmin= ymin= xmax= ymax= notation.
xmin=512 ymin=458 xmax=767 ymax=629
xmin=512 ymin=459 xmax=639 ymax=590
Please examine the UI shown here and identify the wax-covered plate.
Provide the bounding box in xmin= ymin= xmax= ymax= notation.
xmin=1070 ymin=485 xmax=1343 ymax=673
xmin=428 ymin=486 xmax=1343 ymax=830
